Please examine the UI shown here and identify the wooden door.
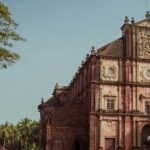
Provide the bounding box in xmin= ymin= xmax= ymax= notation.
xmin=141 ymin=124 xmax=150 ymax=149
xmin=105 ymin=138 xmax=115 ymax=150
xmin=73 ymin=140 xmax=80 ymax=150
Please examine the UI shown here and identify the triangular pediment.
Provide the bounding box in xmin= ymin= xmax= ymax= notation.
xmin=134 ymin=18 xmax=150 ymax=27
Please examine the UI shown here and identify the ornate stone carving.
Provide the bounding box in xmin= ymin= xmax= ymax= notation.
xmin=139 ymin=64 xmax=150 ymax=82
xmin=138 ymin=88 xmax=150 ymax=98
xmin=136 ymin=20 xmax=150 ymax=27
xmin=101 ymin=60 xmax=118 ymax=81
xmin=102 ymin=121 xmax=117 ymax=137
xmin=137 ymin=29 xmax=150 ymax=58
xmin=144 ymin=69 xmax=150 ymax=79
xmin=102 ymin=65 xmax=117 ymax=80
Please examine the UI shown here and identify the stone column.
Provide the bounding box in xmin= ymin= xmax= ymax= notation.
xmin=125 ymin=86 xmax=131 ymax=112
xmin=136 ymin=121 xmax=139 ymax=147
xmin=99 ymin=59 xmax=102 ymax=81
xmin=132 ymin=87 xmax=136 ymax=111
xmin=133 ymin=119 xmax=136 ymax=147
xmin=99 ymin=116 xmax=103 ymax=150
xmin=91 ymin=83 xmax=96 ymax=111
xmin=124 ymin=117 xmax=132 ymax=150
xmin=136 ymin=62 xmax=138 ymax=83
xmin=100 ymin=85 xmax=103 ymax=111
xmin=95 ymin=86 xmax=100 ymax=111
xmin=89 ymin=115 xmax=97 ymax=150
xmin=46 ymin=120 xmax=52 ymax=150
xmin=118 ymin=116 xmax=122 ymax=147
xmin=118 ymin=86 xmax=121 ymax=111
xmin=119 ymin=59 xmax=122 ymax=82
xmin=135 ymin=87 xmax=138 ymax=111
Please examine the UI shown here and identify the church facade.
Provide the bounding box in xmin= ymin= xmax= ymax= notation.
xmin=38 ymin=13 xmax=150 ymax=150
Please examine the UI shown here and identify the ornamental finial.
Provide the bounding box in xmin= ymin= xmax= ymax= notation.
xmin=131 ymin=17 xmax=135 ymax=24
xmin=146 ymin=11 xmax=150 ymax=19
xmin=124 ymin=16 xmax=129 ymax=24
xmin=91 ymin=46 xmax=96 ymax=55
xmin=41 ymin=98 xmax=44 ymax=104
xmin=55 ymin=83 xmax=59 ymax=89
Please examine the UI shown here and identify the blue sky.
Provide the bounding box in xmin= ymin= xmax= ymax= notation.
xmin=0 ymin=0 xmax=148 ymax=123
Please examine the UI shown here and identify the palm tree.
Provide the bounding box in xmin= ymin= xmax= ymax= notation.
xmin=0 ymin=122 xmax=11 ymax=146
xmin=17 ymin=118 xmax=34 ymax=150
xmin=30 ymin=121 xmax=39 ymax=144
xmin=0 ymin=119 xmax=39 ymax=150
xmin=9 ymin=125 xmax=21 ymax=149
xmin=29 ymin=142 xmax=38 ymax=150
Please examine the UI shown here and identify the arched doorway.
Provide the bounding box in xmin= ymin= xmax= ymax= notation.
xmin=73 ymin=140 xmax=80 ymax=150
xmin=141 ymin=124 xmax=150 ymax=149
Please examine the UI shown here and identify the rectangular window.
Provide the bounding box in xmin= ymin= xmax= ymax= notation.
xmin=107 ymin=99 xmax=114 ymax=110
xmin=145 ymin=101 xmax=150 ymax=114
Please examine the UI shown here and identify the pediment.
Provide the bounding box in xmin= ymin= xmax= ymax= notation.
xmin=134 ymin=18 xmax=150 ymax=28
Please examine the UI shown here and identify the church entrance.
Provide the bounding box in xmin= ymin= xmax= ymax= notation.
xmin=73 ymin=140 xmax=80 ymax=150
xmin=141 ymin=124 xmax=150 ymax=150
xmin=105 ymin=138 xmax=115 ymax=150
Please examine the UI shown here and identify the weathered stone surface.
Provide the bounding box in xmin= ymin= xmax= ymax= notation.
xmin=38 ymin=15 xmax=150 ymax=150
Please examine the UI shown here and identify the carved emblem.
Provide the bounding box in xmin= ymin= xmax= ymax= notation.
xmin=143 ymin=69 xmax=150 ymax=80
xmin=102 ymin=65 xmax=116 ymax=80
xmin=137 ymin=29 xmax=150 ymax=58
xmin=139 ymin=65 xmax=150 ymax=82
xmin=102 ymin=121 xmax=117 ymax=136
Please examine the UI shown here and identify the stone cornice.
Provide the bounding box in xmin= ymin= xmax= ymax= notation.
xmin=97 ymin=55 xmax=150 ymax=63
xmin=90 ymin=111 xmax=150 ymax=118
xmin=99 ymin=80 xmax=150 ymax=87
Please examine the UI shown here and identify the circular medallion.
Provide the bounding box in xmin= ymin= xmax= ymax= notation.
xmin=146 ymin=69 xmax=150 ymax=77
xmin=106 ymin=67 xmax=116 ymax=78
xmin=143 ymin=68 xmax=150 ymax=80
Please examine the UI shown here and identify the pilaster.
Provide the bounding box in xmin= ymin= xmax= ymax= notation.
xmin=89 ymin=115 xmax=97 ymax=150
xmin=118 ymin=116 xmax=122 ymax=147
xmin=46 ymin=119 xmax=52 ymax=150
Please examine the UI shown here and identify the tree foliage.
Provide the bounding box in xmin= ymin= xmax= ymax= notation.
xmin=0 ymin=118 xmax=39 ymax=150
xmin=0 ymin=2 xmax=25 ymax=69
